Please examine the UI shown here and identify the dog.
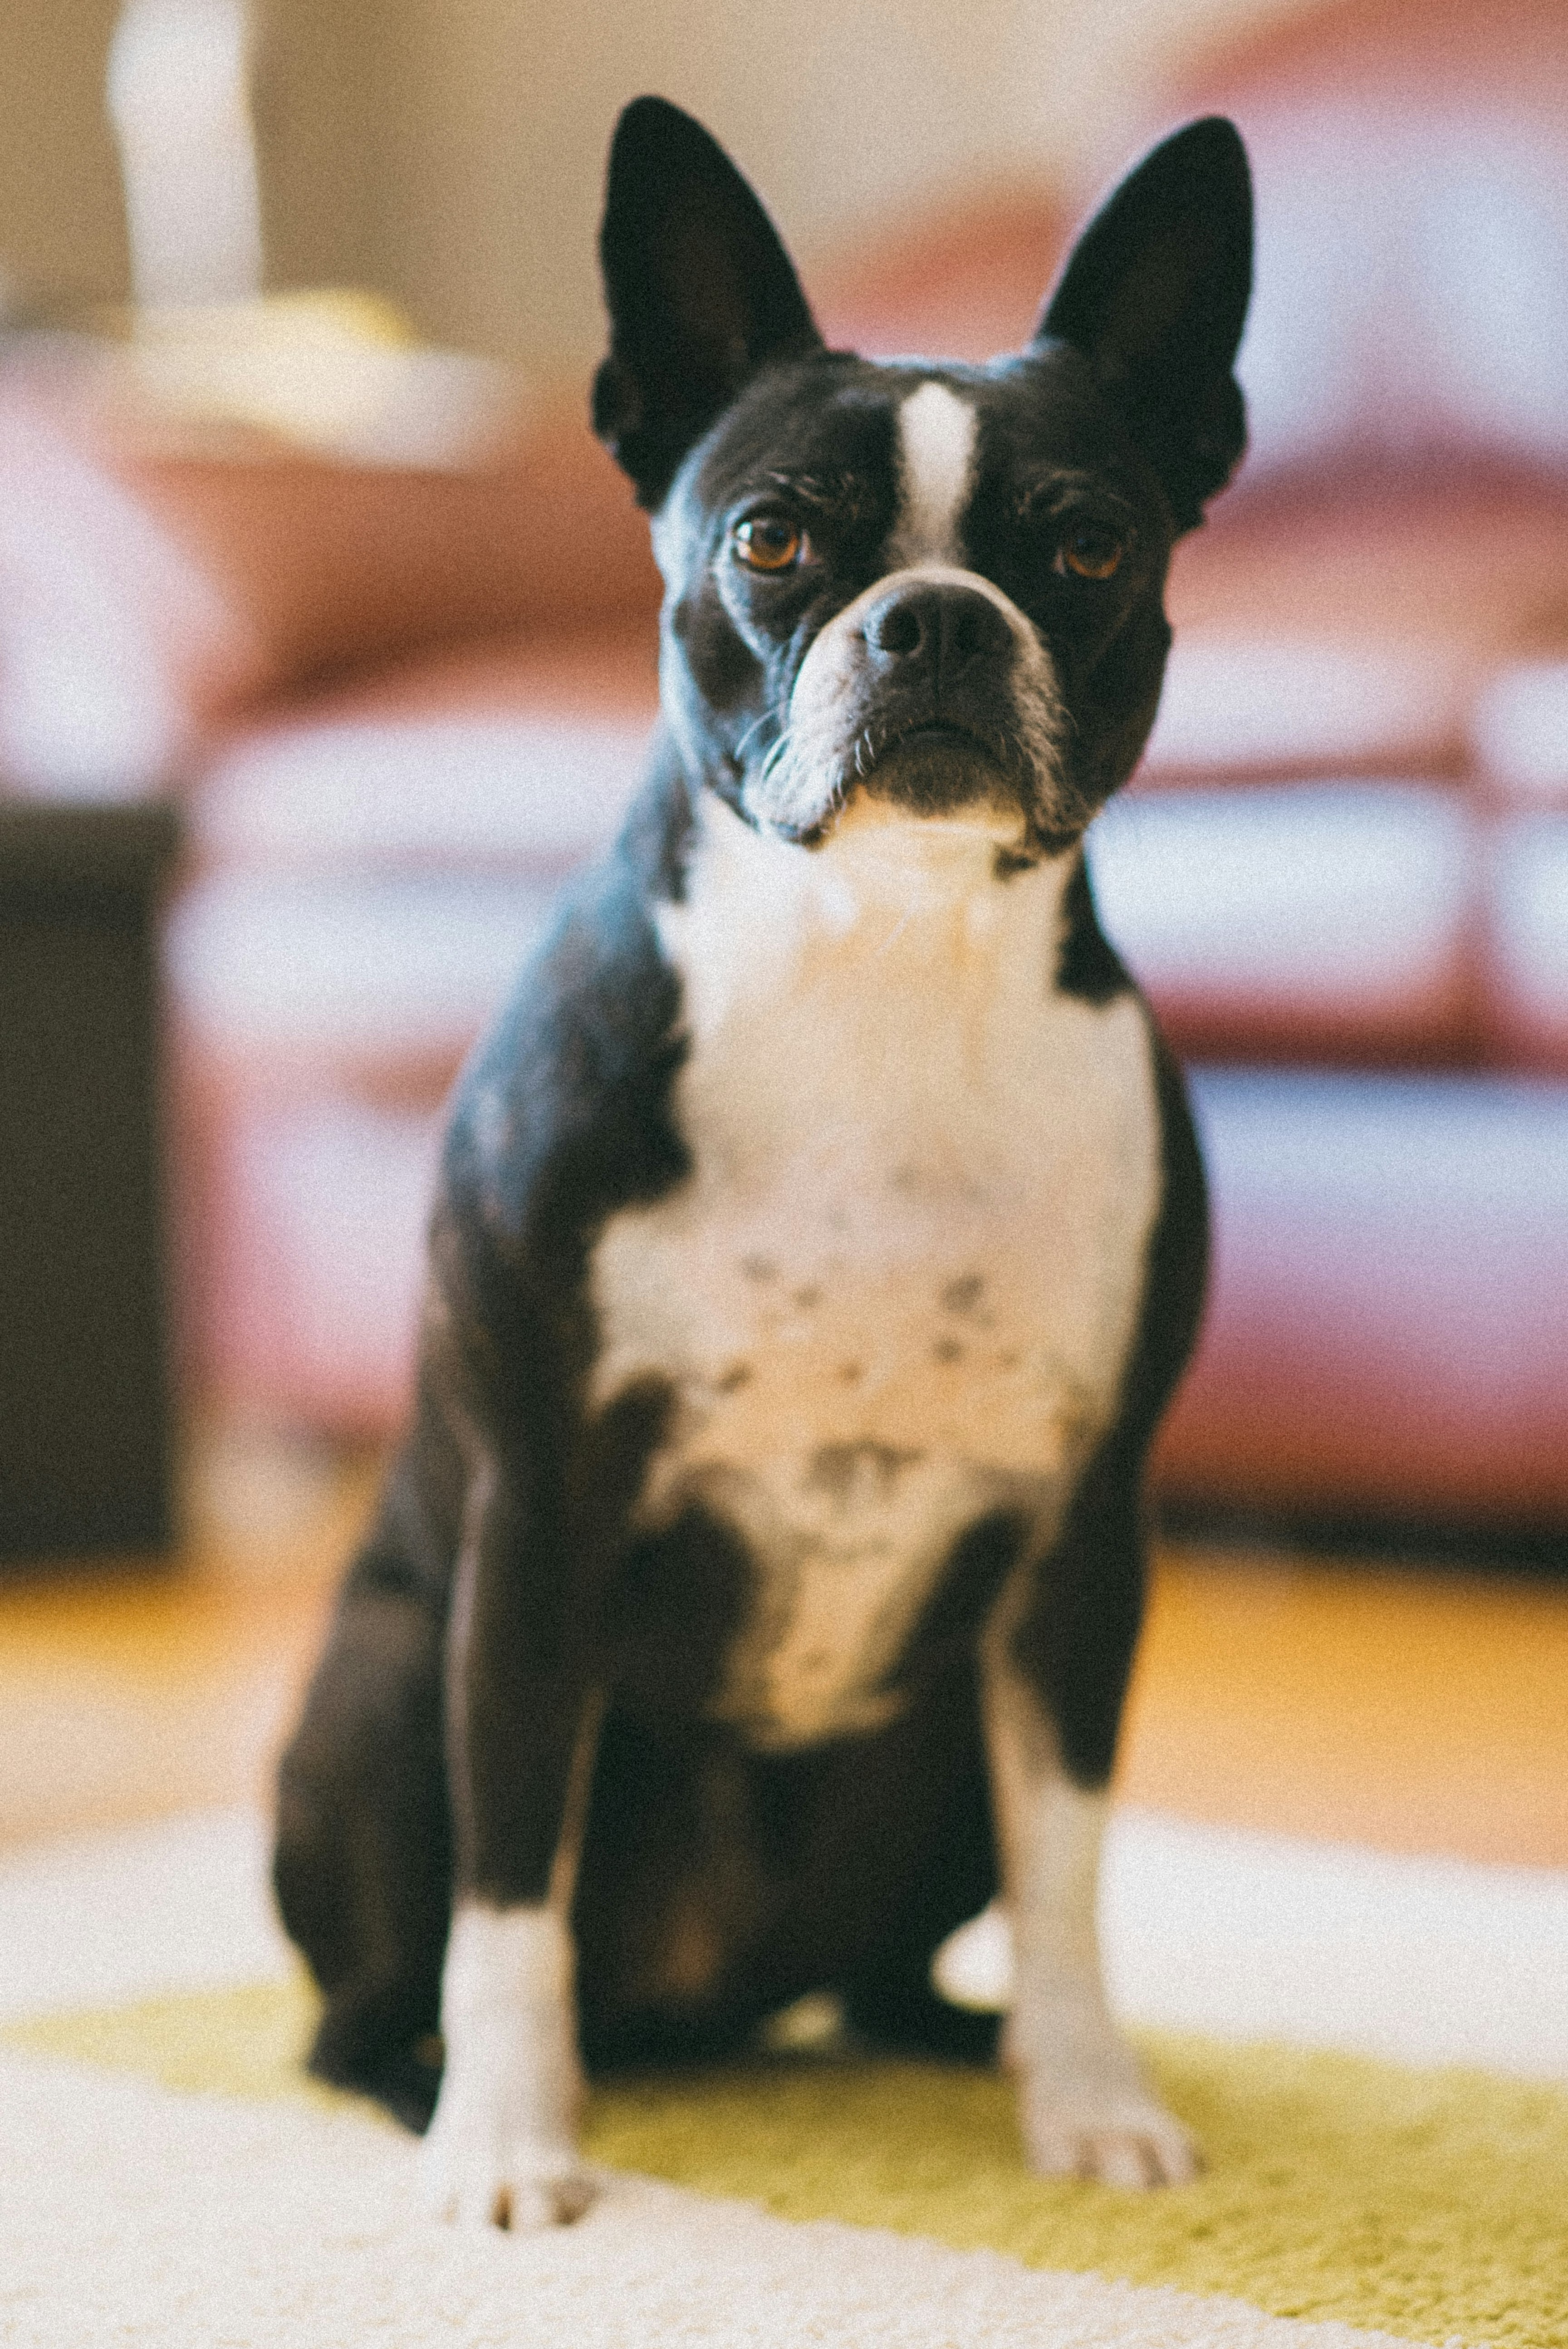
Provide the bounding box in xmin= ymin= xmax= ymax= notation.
xmin=273 ymin=94 xmax=1251 ymax=2227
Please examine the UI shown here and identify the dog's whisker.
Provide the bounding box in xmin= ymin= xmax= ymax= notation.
xmin=758 ymin=731 xmax=793 ymax=782
xmin=733 ymin=711 xmax=777 ymax=763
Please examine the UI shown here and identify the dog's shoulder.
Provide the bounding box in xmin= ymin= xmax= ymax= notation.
xmin=440 ymin=729 xmax=696 ymax=1266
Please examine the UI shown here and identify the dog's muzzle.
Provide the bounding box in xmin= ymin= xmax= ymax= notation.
xmin=744 ymin=564 xmax=1073 ymax=849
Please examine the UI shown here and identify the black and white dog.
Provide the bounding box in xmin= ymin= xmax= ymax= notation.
xmin=274 ymin=96 xmax=1251 ymax=2225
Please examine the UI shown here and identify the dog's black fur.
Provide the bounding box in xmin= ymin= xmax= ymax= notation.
xmin=274 ymin=98 xmax=1250 ymax=2148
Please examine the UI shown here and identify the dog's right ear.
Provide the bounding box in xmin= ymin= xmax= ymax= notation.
xmin=593 ymin=97 xmax=823 ymax=509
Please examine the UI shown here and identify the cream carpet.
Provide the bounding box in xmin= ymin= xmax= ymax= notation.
xmin=4 ymin=1806 xmax=1567 ymax=2348
xmin=2 ymin=2046 xmax=1430 ymax=2349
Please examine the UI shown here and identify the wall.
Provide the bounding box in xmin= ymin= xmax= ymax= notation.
xmin=356 ymin=0 xmax=1307 ymax=369
xmin=0 ymin=0 xmax=130 ymax=311
xmin=0 ymin=0 xmax=1304 ymax=359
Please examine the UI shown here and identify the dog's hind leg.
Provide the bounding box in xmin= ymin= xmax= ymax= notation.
xmin=843 ymin=1937 xmax=1004 ymax=2064
xmin=274 ymin=1512 xmax=452 ymax=2132
xmin=837 ymin=1674 xmax=1002 ymax=2066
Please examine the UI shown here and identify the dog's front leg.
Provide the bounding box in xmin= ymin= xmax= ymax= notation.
xmin=980 ymin=1487 xmax=1197 ymax=2190
xmin=421 ymin=1455 xmax=603 ymax=2229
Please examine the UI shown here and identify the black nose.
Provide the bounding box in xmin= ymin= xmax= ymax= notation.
xmin=862 ymin=582 xmax=1013 ymax=680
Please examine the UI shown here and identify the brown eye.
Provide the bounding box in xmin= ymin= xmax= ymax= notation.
xmin=1058 ymin=524 xmax=1125 ymax=582
xmin=734 ymin=515 xmax=804 ymax=572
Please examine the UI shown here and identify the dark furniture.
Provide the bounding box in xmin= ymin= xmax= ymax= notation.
xmin=0 ymin=801 xmax=181 ymax=1559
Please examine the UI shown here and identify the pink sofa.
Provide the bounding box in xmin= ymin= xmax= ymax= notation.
xmin=6 ymin=0 xmax=1565 ymax=1542
xmin=1122 ymin=0 xmax=1568 ymax=1534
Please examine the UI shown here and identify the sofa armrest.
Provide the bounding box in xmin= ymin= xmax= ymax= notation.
xmin=0 ymin=365 xmax=659 ymax=798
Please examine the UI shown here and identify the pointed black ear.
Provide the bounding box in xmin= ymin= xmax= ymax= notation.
xmin=1036 ymin=118 xmax=1252 ymax=531
xmin=592 ymin=97 xmax=823 ymax=509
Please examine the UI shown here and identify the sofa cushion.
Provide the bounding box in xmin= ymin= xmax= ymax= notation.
xmin=1158 ymin=1068 xmax=1568 ymax=1527
xmin=172 ymin=627 xmax=659 ymax=1109
xmin=1147 ymin=468 xmax=1568 ymax=785
xmin=1139 ymin=636 xmax=1475 ymax=783
xmin=0 ymin=369 xmax=658 ymax=798
xmin=1472 ymin=659 xmax=1568 ymax=808
xmin=1119 ymin=0 xmax=1568 ymax=794
xmin=167 ymin=871 xmax=558 ymax=1095
xmin=190 ymin=624 xmax=657 ymax=876
xmin=176 ymin=1088 xmax=443 ymax=1433
xmin=1088 ymin=784 xmax=1479 ymax=1062
xmin=1161 ymin=0 xmax=1568 ymax=485
xmin=176 ymin=758 xmax=1486 ymax=1116
xmin=1486 ymin=814 xmax=1568 ymax=1071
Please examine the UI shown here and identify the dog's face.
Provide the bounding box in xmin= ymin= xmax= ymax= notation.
xmin=594 ymin=100 xmax=1250 ymax=868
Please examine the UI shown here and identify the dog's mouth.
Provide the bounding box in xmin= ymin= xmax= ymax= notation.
xmin=890 ymin=720 xmax=993 ymax=746
xmin=774 ymin=717 xmax=1042 ymax=856
xmin=795 ymin=716 xmax=1093 ymax=869
xmin=868 ymin=716 xmax=1018 ymax=771
xmin=847 ymin=713 xmax=1031 ymax=824
xmin=754 ymin=662 xmax=1084 ymax=858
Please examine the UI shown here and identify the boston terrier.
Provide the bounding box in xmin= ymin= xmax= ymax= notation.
xmin=274 ymin=95 xmax=1251 ymax=2226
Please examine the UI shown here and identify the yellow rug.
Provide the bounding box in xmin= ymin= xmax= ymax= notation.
xmin=10 ymin=1974 xmax=1568 ymax=2349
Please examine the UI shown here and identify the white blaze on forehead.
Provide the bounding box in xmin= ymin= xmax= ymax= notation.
xmin=894 ymin=381 xmax=979 ymax=563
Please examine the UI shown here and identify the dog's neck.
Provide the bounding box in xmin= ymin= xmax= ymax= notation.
xmin=657 ymin=789 xmax=1078 ymax=1053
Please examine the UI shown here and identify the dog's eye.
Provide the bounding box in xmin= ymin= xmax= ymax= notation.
xmin=1057 ymin=524 xmax=1125 ymax=582
xmin=733 ymin=516 xmax=804 ymax=572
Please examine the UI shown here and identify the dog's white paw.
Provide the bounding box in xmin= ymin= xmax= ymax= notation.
xmin=1018 ymin=2076 xmax=1200 ymax=2190
xmin=421 ymin=2115 xmax=596 ymax=2229
xmin=424 ymin=1904 xmax=591 ymax=2228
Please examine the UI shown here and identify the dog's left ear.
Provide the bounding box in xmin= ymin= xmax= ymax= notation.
xmin=593 ymin=96 xmax=823 ymax=509
xmin=1035 ymin=118 xmax=1252 ymax=532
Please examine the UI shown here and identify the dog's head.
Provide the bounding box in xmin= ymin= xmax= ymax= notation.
xmin=593 ymin=98 xmax=1251 ymax=868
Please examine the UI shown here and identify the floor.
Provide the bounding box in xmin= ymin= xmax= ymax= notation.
xmin=3 ymin=1426 xmax=1567 ymax=1868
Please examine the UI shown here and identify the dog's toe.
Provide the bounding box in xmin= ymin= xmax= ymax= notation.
xmin=490 ymin=2168 xmax=598 ymax=2230
xmin=421 ymin=2133 xmax=596 ymax=2230
xmin=1020 ymin=2085 xmax=1200 ymax=2191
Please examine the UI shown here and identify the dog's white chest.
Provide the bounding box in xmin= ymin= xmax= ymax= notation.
xmin=589 ymin=800 xmax=1160 ymax=1747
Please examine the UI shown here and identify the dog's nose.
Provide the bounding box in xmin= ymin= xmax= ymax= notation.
xmin=862 ymin=583 xmax=1013 ymax=679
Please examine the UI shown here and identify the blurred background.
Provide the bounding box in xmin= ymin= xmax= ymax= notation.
xmin=1 ymin=0 xmax=1565 ymax=1864
xmin=1 ymin=0 xmax=1302 ymax=366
